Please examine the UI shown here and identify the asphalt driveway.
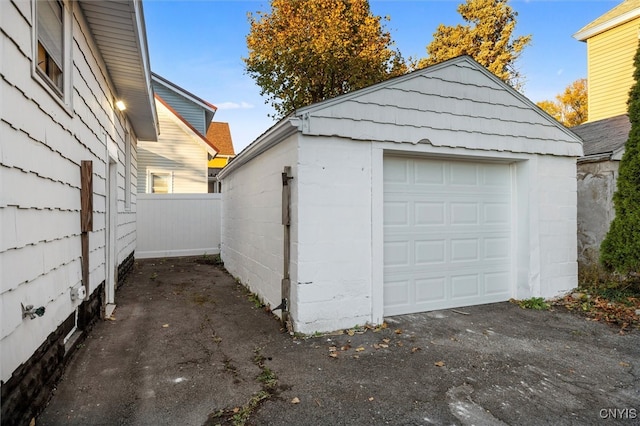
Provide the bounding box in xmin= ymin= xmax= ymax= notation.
xmin=38 ymin=257 xmax=639 ymax=425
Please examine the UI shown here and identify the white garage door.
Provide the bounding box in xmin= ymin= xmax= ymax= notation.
xmin=383 ymin=156 xmax=512 ymax=316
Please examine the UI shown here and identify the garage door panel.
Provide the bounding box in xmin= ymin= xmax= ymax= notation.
xmin=415 ymin=240 xmax=446 ymax=264
xmin=451 ymin=274 xmax=480 ymax=298
xmin=384 ymin=241 xmax=410 ymax=266
xmin=384 ymin=156 xmax=512 ymax=316
xmin=416 ymin=277 xmax=446 ymax=303
xmin=415 ymin=201 xmax=445 ymax=225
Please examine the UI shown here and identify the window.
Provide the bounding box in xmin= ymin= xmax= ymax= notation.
xmin=36 ymin=0 xmax=64 ymax=94
xmin=149 ymin=172 xmax=172 ymax=194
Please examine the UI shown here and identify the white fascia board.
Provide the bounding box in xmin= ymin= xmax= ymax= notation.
xmin=156 ymin=101 xmax=217 ymax=157
xmin=151 ymin=74 xmax=217 ymax=115
xmin=574 ymin=8 xmax=640 ymax=41
xmin=217 ymin=117 xmax=300 ymax=180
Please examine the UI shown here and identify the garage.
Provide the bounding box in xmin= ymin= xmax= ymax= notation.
xmin=219 ymin=56 xmax=583 ymax=334
xmin=383 ymin=156 xmax=512 ymax=315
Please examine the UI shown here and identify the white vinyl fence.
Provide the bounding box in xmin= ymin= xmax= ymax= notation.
xmin=136 ymin=194 xmax=222 ymax=259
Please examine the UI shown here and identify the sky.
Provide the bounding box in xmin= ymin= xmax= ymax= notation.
xmin=143 ymin=0 xmax=618 ymax=153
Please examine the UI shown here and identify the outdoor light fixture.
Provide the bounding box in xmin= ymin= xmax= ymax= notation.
xmin=115 ymin=100 xmax=126 ymax=111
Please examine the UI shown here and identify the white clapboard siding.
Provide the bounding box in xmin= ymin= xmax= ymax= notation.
xmin=0 ymin=1 xmax=141 ymax=383
xmin=136 ymin=194 xmax=222 ymax=258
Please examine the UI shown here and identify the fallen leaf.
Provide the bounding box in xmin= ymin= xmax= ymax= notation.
xmin=434 ymin=361 xmax=445 ymax=367
xmin=291 ymin=397 xmax=301 ymax=404
xmin=352 ymin=355 xmax=360 ymax=359
xmin=355 ymin=346 xmax=365 ymax=352
xmin=394 ymin=329 xmax=403 ymax=334
xmin=341 ymin=344 xmax=351 ymax=351
xmin=329 ymin=353 xmax=338 ymax=358
xmin=382 ymin=338 xmax=391 ymax=344
xmin=368 ymin=397 xmax=374 ymax=401
xmin=396 ymin=341 xmax=404 ymax=347
xmin=619 ymin=361 xmax=630 ymax=368
xmin=379 ymin=343 xmax=389 ymax=348
xmin=232 ymin=407 xmax=240 ymax=413
xmin=373 ymin=344 xmax=380 ymax=349
xmin=411 ymin=347 xmax=421 ymax=353
xmin=162 ymin=324 xmax=169 ymax=328
xmin=347 ymin=329 xmax=355 ymax=336
xmin=328 ymin=346 xmax=337 ymax=352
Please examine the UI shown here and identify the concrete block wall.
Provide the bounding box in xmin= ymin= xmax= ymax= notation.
xmin=294 ymin=137 xmax=374 ymax=333
xmin=576 ymin=160 xmax=618 ymax=264
xmin=535 ymin=155 xmax=579 ymax=297
xmin=221 ymin=135 xmax=299 ymax=311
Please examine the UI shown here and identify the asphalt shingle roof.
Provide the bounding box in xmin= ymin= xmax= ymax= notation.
xmin=571 ymin=114 xmax=630 ymax=157
xmin=206 ymin=122 xmax=235 ymax=156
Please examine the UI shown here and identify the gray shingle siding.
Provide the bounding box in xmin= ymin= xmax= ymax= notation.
xmin=152 ymin=82 xmax=206 ymax=134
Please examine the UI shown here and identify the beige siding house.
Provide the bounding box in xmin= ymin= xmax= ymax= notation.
xmin=0 ymin=1 xmax=157 ymax=423
xmin=137 ymin=74 xmax=219 ymax=194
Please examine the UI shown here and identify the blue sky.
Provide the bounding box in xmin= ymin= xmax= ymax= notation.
xmin=144 ymin=0 xmax=618 ymax=152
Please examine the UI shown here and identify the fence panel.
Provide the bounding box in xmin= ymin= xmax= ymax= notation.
xmin=136 ymin=194 xmax=221 ymax=259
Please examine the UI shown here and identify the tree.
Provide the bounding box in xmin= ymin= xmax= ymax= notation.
xmin=600 ymin=42 xmax=640 ymax=276
xmin=244 ymin=0 xmax=406 ymax=118
xmin=418 ymin=0 xmax=531 ymax=89
xmin=537 ymin=79 xmax=588 ymax=127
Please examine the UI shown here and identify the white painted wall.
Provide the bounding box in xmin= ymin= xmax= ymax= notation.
xmin=0 ymin=1 xmax=139 ymax=382
xmin=221 ymin=135 xmax=299 ymax=311
xmin=137 ymin=194 xmax=221 ymax=258
xmin=293 ymin=137 xmax=373 ymax=332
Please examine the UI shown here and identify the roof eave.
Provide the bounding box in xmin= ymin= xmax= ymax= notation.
xmin=79 ymin=0 xmax=158 ymax=140
xmin=574 ymin=8 xmax=640 ymax=41
xmin=217 ymin=117 xmax=300 ymax=180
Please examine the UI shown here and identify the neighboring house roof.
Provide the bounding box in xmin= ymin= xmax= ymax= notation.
xmin=219 ymin=56 xmax=583 ymax=180
xmin=79 ymin=1 xmax=158 ymax=140
xmin=206 ymin=122 xmax=236 ymax=156
xmin=152 ymin=73 xmax=217 ymax=126
xmin=155 ymin=95 xmax=220 ymax=155
xmin=572 ymin=114 xmax=630 ymax=160
xmin=574 ymin=0 xmax=640 ymax=41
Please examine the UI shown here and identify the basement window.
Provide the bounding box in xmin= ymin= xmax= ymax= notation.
xmin=36 ymin=0 xmax=64 ymax=95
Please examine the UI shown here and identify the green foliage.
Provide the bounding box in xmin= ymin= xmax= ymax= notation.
xmin=244 ymin=0 xmax=406 ymax=118
xmin=600 ymin=41 xmax=640 ymax=275
xmin=419 ymin=0 xmax=531 ymax=89
xmin=515 ymin=297 xmax=550 ymax=310
xmin=537 ymin=78 xmax=588 ymax=127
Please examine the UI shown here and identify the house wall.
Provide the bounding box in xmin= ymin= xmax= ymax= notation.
xmin=137 ymin=101 xmax=209 ymax=193
xmin=576 ymin=160 xmax=619 ymax=264
xmin=293 ymin=137 xmax=373 ymax=332
xmin=1 ymin=1 xmax=138 ymax=422
xmin=153 ymin=82 xmax=206 ymax=134
xmin=587 ymin=17 xmax=638 ymax=122
xmin=137 ymin=193 xmax=222 ymax=259
xmin=221 ymin=135 xmax=299 ymax=311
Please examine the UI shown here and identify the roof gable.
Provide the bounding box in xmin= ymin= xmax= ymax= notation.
xmin=155 ymin=95 xmax=220 ymax=156
xmin=297 ymin=56 xmax=582 ymax=157
xmin=151 ymin=73 xmax=217 ymax=134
